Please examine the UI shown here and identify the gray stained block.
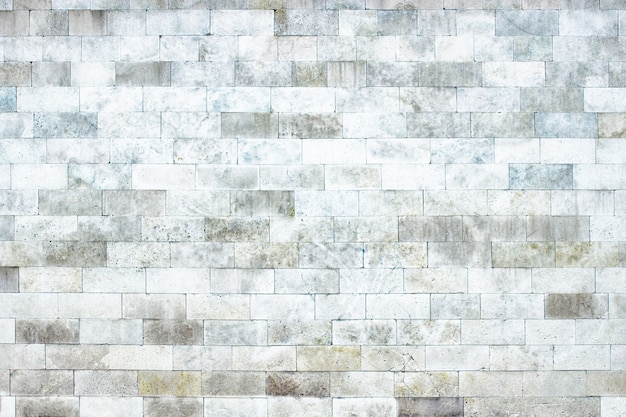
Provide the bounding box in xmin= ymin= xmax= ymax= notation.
xmin=293 ymin=62 xmax=327 ymax=87
xmin=0 ymin=267 xmax=18 ymax=292
xmin=510 ymin=164 xmax=573 ymax=190
xmin=43 ymin=241 xmax=107 ymax=267
xmin=545 ymin=293 xmax=609 ymax=319
xmin=16 ymin=397 xmax=79 ymax=417
xmin=145 ymin=398 xmax=203 ymax=417
xmin=275 ymin=10 xmax=338 ymax=35
xmin=144 ymin=319 xmax=204 ymax=345
xmin=266 ymin=372 xmax=330 ymax=397
xmin=222 ymin=112 xmax=278 ymax=139
xmin=202 ymin=371 xmax=266 ymax=396
xmin=16 ymin=319 xmax=79 ymax=344
xmin=0 ymin=63 xmax=31 ymax=87
xmin=397 ymin=397 xmax=464 ymax=417
xmin=116 ymin=62 xmax=171 ymax=87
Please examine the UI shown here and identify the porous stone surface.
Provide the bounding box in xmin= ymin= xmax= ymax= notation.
xmin=0 ymin=2 xmax=624 ymax=417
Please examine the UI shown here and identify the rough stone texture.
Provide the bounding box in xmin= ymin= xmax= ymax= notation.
xmin=0 ymin=3 xmax=623 ymax=417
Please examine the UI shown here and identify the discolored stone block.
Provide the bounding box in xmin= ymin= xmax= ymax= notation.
xmin=0 ymin=63 xmax=31 ymax=87
xmin=43 ymin=241 xmax=106 ymax=267
xmin=16 ymin=397 xmax=79 ymax=417
xmin=144 ymin=320 xmax=203 ymax=345
xmin=69 ymin=10 xmax=107 ymax=35
xmin=0 ymin=267 xmax=18 ymax=292
xmin=206 ymin=217 xmax=269 ymax=242
xmin=116 ymin=62 xmax=171 ymax=87
xmin=296 ymin=346 xmax=360 ymax=371
xmin=11 ymin=370 xmax=73 ymax=396
xmin=144 ymin=398 xmax=203 ymax=417
xmin=202 ymin=371 xmax=265 ymax=396
xmin=545 ymin=293 xmax=608 ymax=319
xmin=16 ymin=319 xmax=79 ymax=344
xmin=138 ymin=371 xmax=201 ymax=397
xmin=397 ymin=397 xmax=464 ymax=417
xmin=510 ymin=164 xmax=573 ymax=190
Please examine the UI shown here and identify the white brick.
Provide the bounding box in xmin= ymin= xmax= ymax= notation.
xmin=483 ymin=62 xmax=545 ymax=87
xmin=271 ymin=88 xmax=335 ymax=112
xmin=382 ymin=164 xmax=445 ymax=190
xmin=58 ymin=294 xmax=121 ymax=319
xmin=144 ymin=87 xmax=206 ymax=112
xmin=205 ymin=398 xmax=267 ymax=417
xmin=19 ymin=267 xmax=81 ymax=293
xmin=131 ymin=165 xmax=195 ymax=190
xmin=526 ymin=320 xmax=575 ymax=344
xmin=211 ymin=11 xmax=274 ymax=36
xmin=302 ymin=139 xmax=366 ymax=165
xmin=251 ymin=295 xmax=314 ymax=320
xmin=585 ymin=88 xmax=626 ymax=112
xmin=0 ymin=319 xmax=15 ymax=343
xmin=80 ymin=319 xmax=143 ymax=345
xmin=146 ymin=268 xmax=211 ymax=293
xmin=71 ymin=62 xmax=115 ymax=86
xmin=83 ymin=268 xmax=145 ymax=293
xmin=80 ymin=87 xmax=143 ymax=112
xmin=147 ymin=10 xmax=210 ymax=35
xmin=207 ymin=88 xmax=270 ymax=112
xmin=106 ymin=345 xmax=172 ymax=370
xmin=343 ymin=113 xmax=406 ymax=138
xmin=541 ymin=138 xmax=595 ymax=163
xmin=426 ymin=346 xmax=489 ymax=371
xmin=366 ymin=294 xmax=430 ymax=319
xmin=17 ymin=87 xmax=79 ymax=112
xmin=80 ymin=398 xmax=143 ymax=417
xmin=560 ymin=10 xmax=618 ymax=36
xmin=0 ymin=294 xmax=57 ymax=319
xmin=435 ymin=36 xmax=474 ymax=61
xmin=12 ymin=164 xmax=67 ymax=189
xmin=554 ymin=345 xmax=610 ymax=370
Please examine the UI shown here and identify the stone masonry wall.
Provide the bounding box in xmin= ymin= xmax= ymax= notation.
xmin=1 ymin=0 xmax=626 ymax=416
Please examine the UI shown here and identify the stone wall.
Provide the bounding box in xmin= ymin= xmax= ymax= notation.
xmin=1 ymin=0 xmax=625 ymax=416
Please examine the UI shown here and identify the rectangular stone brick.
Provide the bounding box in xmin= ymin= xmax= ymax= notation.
xmin=123 ymin=294 xmax=185 ymax=320
xmin=144 ymin=320 xmax=203 ymax=345
xmin=145 ymin=398 xmax=203 ymax=417
xmin=16 ymin=319 xmax=78 ymax=344
xmin=546 ymin=62 xmax=608 ymax=87
xmin=11 ymin=370 xmax=73 ymax=396
xmin=75 ymin=371 xmax=139 ymax=396
xmin=397 ymin=397 xmax=463 ymax=417
xmin=297 ymin=346 xmax=360 ymax=372
xmin=80 ymin=319 xmax=143 ymax=345
xmin=496 ymin=9 xmax=558 ymax=35
xmin=464 ymin=397 xmax=599 ymax=417
xmin=420 ymin=62 xmax=481 ymax=86
xmin=0 ymin=267 xmax=18 ymax=292
xmin=510 ymin=164 xmax=573 ymax=189
xmin=492 ymin=242 xmax=555 ymax=268
xmin=187 ymin=294 xmax=249 ymax=320
xmin=483 ymin=62 xmax=545 ymax=87
xmin=202 ymin=371 xmax=265 ymax=396
xmin=16 ymin=397 xmax=79 ymax=417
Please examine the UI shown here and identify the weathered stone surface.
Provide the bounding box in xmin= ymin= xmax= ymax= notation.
xmin=16 ymin=319 xmax=79 ymax=344
xmin=16 ymin=397 xmax=79 ymax=417
xmin=0 ymin=267 xmax=18 ymax=292
xmin=11 ymin=370 xmax=73 ymax=396
xmin=144 ymin=320 xmax=203 ymax=345
xmin=75 ymin=370 xmax=138 ymax=396
xmin=545 ymin=293 xmax=609 ymax=319
xmin=144 ymin=398 xmax=203 ymax=417
xmin=397 ymin=397 xmax=464 ymax=417
xmin=202 ymin=371 xmax=265 ymax=396
xmin=139 ymin=371 xmax=201 ymax=396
